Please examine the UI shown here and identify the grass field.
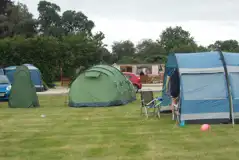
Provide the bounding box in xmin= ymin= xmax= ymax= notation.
xmin=0 ymin=94 xmax=239 ymax=160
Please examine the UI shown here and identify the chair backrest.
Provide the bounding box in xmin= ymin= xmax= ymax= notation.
xmin=140 ymin=91 xmax=154 ymax=105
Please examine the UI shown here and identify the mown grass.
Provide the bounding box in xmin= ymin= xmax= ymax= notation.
xmin=0 ymin=94 xmax=239 ymax=160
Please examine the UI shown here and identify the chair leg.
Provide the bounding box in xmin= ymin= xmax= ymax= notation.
xmin=156 ymin=106 xmax=161 ymax=118
xmin=171 ymin=104 xmax=174 ymax=120
xmin=153 ymin=107 xmax=156 ymax=116
xmin=176 ymin=111 xmax=180 ymax=125
xmin=140 ymin=106 xmax=143 ymax=115
xmin=144 ymin=107 xmax=148 ymax=118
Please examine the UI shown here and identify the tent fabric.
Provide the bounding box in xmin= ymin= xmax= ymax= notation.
xmin=4 ymin=64 xmax=44 ymax=92
xmin=68 ymin=65 xmax=136 ymax=107
xmin=162 ymin=51 xmax=239 ymax=124
xmin=223 ymin=52 xmax=239 ymax=120
xmin=8 ymin=65 xmax=40 ymax=108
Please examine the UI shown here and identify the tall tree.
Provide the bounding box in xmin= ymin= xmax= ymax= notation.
xmin=0 ymin=0 xmax=13 ymax=37
xmin=197 ymin=45 xmax=208 ymax=52
xmin=10 ymin=2 xmax=37 ymax=37
xmin=159 ymin=26 xmax=197 ymax=53
xmin=61 ymin=10 xmax=95 ymax=36
xmin=0 ymin=0 xmax=13 ymax=15
xmin=98 ymin=47 xmax=115 ymax=64
xmin=37 ymin=0 xmax=62 ymax=37
xmin=136 ymin=39 xmax=166 ymax=55
xmin=112 ymin=40 xmax=136 ymax=61
xmin=135 ymin=39 xmax=166 ymax=63
xmin=208 ymin=40 xmax=239 ymax=52
xmin=0 ymin=1 xmax=37 ymax=38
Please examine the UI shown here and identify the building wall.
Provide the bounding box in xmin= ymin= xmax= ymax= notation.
xmin=114 ymin=63 xmax=164 ymax=75
xmin=152 ymin=65 xmax=159 ymax=74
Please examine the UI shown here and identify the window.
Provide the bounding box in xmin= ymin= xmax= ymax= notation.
xmin=0 ymin=75 xmax=10 ymax=84
xmin=229 ymin=73 xmax=239 ymax=99
xmin=181 ymin=73 xmax=227 ymax=100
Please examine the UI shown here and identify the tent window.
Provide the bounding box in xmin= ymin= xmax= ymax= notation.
xmin=229 ymin=73 xmax=239 ymax=99
xmin=181 ymin=73 xmax=227 ymax=100
xmin=29 ymin=70 xmax=41 ymax=85
xmin=85 ymin=71 xmax=101 ymax=78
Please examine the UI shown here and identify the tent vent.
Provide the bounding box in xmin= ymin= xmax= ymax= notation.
xmin=85 ymin=71 xmax=101 ymax=78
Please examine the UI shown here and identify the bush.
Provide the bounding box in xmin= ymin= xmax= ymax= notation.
xmin=0 ymin=34 xmax=104 ymax=84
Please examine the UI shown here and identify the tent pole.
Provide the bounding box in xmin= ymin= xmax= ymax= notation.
xmin=218 ymin=50 xmax=235 ymax=127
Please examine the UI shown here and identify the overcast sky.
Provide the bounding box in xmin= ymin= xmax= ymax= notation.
xmin=18 ymin=0 xmax=239 ymax=48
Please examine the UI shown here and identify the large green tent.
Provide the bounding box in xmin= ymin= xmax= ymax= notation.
xmin=68 ymin=65 xmax=136 ymax=107
xmin=8 ymin=65 xmax=40 ymax=108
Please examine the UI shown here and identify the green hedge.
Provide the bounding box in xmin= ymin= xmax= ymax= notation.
xmin=0 ymin=35 xmax=103 ymax=85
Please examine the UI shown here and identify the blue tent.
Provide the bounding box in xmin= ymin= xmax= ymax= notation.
xmin=162 ymin=51 xmax=239 ymax=124
xmin=4 ymin=64 xmax=45 ymax=92
xmin=223 ymin=52 xmax=239 ymax=122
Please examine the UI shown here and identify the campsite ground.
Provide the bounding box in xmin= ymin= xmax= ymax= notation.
xmin=0 ymin=94 xmax=239 ymax=160
xmin=38 ymin=83 xmax=163 ymax=95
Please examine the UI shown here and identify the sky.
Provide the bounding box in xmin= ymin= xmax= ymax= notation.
xmin=17 ymin=0 xmax=239 ymax=48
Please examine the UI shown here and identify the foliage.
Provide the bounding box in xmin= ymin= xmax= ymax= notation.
xmin=159 ymin=26 xmax=198 ymax=53
xmin=1 ymin=0 xmax=239 ymax=83
xmin=112 ymin=40 xmax=136 ymax=61
xmin=0 ymin=0 xmax=108 ymax=84
xmin=0 ymin=34 xmax=105 ymax=85
xmin=0 ymin=1 xmax=37 ymax=38
xmin=208 ymin=40 xmax=239 ymax=52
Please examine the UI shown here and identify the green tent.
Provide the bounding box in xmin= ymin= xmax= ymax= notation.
xmin=68 ymin=65 xmax=136 ymax=107
xmin=8 ymin=65 xmax=40 ymax=108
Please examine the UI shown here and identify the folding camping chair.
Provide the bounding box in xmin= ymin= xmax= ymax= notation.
xmin=140 ymin=91 xmax=163 ymax=118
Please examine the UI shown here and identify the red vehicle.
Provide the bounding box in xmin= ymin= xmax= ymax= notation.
xmin=123 ymin=72 xmax=142 ymax=92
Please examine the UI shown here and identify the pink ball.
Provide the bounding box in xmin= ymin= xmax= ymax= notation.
xmin=201 ymin=124 xmax=210 ymax=131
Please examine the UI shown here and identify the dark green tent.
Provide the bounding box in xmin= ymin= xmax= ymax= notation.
xmin=68 ymin=65 xmax=136 ymax=107
xmin=8 ymin=65 xmax=39 ymax=108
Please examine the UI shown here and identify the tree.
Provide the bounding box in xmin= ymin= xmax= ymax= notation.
xmin=10 ymin=2 xmax=37 ymax=37
xmin=112 ymin=40 xmax=136 ymax=61
xmin=37 ymin=0 xmax=62 ymax=37
xmin=61 ymin=10 xmax=95 ymax=36
xmin=98 ymin=47 xmax=115 ymax=64
xmin=170 ymin=44 xmax=198 ymax=53
xmin=135 ymin=39 xmax=166 ymax=63
xmin=37 ymin=1 xmax=96 ymax=37
xmin=136 ymin=39 xmax=165 ymax=55
xmin=159 ymin=26 xmax=197 ymax=53
xmin=0 ymin=0 xmax=13 ymax=15
xmin=0 ymin=0 xmax=13 ymax=37
xmin=92 ymin=31 xmax=105 ymax=47
xmin=0 ymin=1 xmax=37 ymax=38
xmin=197 ymin=45 xmax=208 ymax=52
xmin=0 ymin=0 xmax=109 ymax=84
xmin=208 ymin=40 xmax=239 ymax=52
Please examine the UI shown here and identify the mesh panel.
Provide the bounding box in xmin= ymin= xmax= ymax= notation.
xmin=140 ymin=91 xmax=154 ymax=104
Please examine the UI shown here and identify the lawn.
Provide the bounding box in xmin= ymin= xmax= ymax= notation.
xmin=0 ymin=94 xmax=239 ymax=160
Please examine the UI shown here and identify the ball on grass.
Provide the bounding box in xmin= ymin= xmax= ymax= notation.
xmin=201 ymin=124 xmax=210 ymax=131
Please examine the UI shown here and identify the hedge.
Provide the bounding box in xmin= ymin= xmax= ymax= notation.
xmin=0 ymin=35 xmax=103 ymax=85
